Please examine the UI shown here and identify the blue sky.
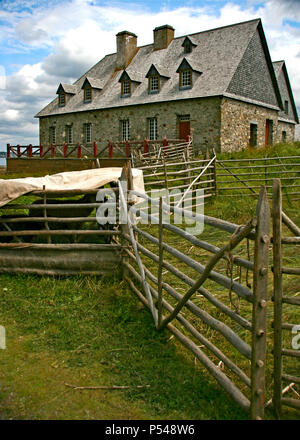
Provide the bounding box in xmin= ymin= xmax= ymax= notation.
xmin=0 ymin=0 xmax=299 ymax=151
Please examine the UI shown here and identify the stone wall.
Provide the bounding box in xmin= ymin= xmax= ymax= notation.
xmin=220 ymin=97 xmax=281 ymax=152
xmin=276 ymin=120 xmax=295 ymax=143
xmin=39 ymin=97 xmax=222 ymax=154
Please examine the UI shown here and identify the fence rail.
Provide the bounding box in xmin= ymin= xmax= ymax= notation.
xmin=216 ymin=155 xmax=300 ymax=198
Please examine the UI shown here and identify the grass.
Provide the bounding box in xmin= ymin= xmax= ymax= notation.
xmin=0 ymin=142 xmax=299 ymax=420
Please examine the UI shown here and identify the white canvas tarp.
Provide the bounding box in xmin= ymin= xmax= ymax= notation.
xmin=0 ymin=167 xmax=145 ymax=207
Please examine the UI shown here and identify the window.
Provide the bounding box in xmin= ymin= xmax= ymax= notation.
xmin=121 ymin=80 xmax=131 ymax=96
xmin=84 ymin=123 xmax=92 ymax=143
xmin=148 ymin=75 xmax=159 ymax=93
xmin=49 ymin=126 xmax=56 ymax=144
xmin=58 ymin=93 xmax=65 ymax=106
xmin=184 ymin=41 xmax=192 ymax=54
xmin=148 ymin=118 xmax=158 ymax=140
xmin=249 ymin=123 xmax=258 ymax=147
xmin=180 ymin=69 xmax=192 ymax=88
xmin=84 ymin=87 xmax=92 ymax=102
xmin=282 ymin=130 xmax=287 ymax=142
xmin=66 ymin=125 xmax=73 ymax=144
xmin=284 ymin=100 xmax=289 ymax=115
xmin=121 ymin=120 xmax=130 ymax=141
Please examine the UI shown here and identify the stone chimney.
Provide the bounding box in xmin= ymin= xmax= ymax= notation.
xmin=153 ymin=25 xmax=174 ymax=50
xmin=116 ymin=31 xmax=138 ymax=69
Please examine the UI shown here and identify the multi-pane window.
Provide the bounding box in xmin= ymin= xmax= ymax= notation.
xmin=66 ymin=125 xmax=73 ymax=144
xmin=58 ymin=93 xmax=65 ymax=106
xmin=284 ymin=100 xmax=289 ymax=115
xmin=121 ymin=80 xmax=131 ymax=96
xmin=148 ymin=118 xmax=158 ymax=140
xmin=149 ymin=75 xmax=159 ymax=93
xmin=249 ymin=123 xmax=258 ymax=147
xmin=84 ymin=123 xmax=92 ymax=143
xmin=49 ymin=126 xmax=56 ymax=144
xmin=180 ymin=69 xmax=192 ymax=87
xmin=84 ymin=87 xmax=92 ymax=102
xmin=121 ymin=120 xmax=130 ymax=141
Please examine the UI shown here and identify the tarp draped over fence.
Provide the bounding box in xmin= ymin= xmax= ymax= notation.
xmin=0 ymin=167 xmax=145 ymax=207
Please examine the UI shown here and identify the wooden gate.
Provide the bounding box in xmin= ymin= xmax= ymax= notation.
xmin=272 ymin=179 xmax=300 ymax=417
xmin=119 ymin=170 xmax=271 ymax=419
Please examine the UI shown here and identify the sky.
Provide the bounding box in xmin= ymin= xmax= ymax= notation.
xmin=0 ymin=0 xmax=300 ymax=152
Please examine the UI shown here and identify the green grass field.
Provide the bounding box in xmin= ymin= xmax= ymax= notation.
xmin=0 ymin=142 xmax=299 ymax=420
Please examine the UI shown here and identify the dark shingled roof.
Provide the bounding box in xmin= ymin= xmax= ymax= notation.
xmin=273 ymin=60 xmax=299 ymax=124
xmin=36 ymin=18 xmax=284 ymax=118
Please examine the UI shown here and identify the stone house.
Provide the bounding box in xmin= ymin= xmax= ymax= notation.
xmin=36 ymin=18 xmax=299 ymax=153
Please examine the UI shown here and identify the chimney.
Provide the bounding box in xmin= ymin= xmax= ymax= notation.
xmin=116 ymin=31 xmax=138 ymax=69
xmin=153 ymin=25 xmax=174 ymax=50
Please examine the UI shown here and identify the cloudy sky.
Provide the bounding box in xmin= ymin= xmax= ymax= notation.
xmin=0 ymin=0 xmax=299 ymax=151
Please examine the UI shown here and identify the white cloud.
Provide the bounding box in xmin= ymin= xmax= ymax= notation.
xmin=0 ymin=0 xmax=299 ymax=151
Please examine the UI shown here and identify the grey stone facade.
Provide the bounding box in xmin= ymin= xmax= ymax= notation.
xmin=37 ymin=19 xmax=298 ymax=153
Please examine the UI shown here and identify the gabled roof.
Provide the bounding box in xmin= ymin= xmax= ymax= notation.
xmin=176 ymin=58 xmax=202 ymax=74
xmin=181 ymin=36 xmax=197 ymax=48
xmin=273 ymin=60 xmax=299 ymax=124
xmin=118 ymin=70 xmax=144 ymax=84
xmin=81 ymin=77 xmax=105 ymax=90
xmin=56 ymin=83 xmax=76 ymax=95
xmin=145 ymin=64 xmax=170 ymax=79
xmin=36 ymin=18 xmax=285 ymax=118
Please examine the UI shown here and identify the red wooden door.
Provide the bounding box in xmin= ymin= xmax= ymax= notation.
xmin=179 ymin=121 xmax=190 ymax=140
xmin=265 ymin=120 xmax=269 ymax=145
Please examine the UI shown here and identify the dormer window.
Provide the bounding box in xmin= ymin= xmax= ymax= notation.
xmin=58 ymin=93 xmax=66 ymax=107
xmin=180 ymin=69 xmax=192 ymax=88
xmin=182 ymin=36 xmax=197 ymax=54
xmin=176 ymin=58 xmax=202 ymax=90
xmin=84 ymin=86 xmax=92 ymax=103
xmin=56 ymin=83 xmax=76 ymax=106
xmin=121 ymin=79 xmax=131 ymax=96
xmin=149 ymin=75 xmax=160 ymax=93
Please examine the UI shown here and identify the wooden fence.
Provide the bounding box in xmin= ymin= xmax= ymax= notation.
xmin=6 ymin=138 xmax=190 ymax=160
xmin=118 ymin=169 xmax=271 ymax=419
xmin=272 ymin=179 xmax=300 ymax=417
xmin=216 ymin=155 xmax=300 ymax=198
xmin=0 ymin=186 xmax=122 ymax=276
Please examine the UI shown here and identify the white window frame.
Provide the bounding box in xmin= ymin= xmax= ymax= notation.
xmin=122 ymin=80 xmax=131 ymax=96
xmin=180 ymin=69 xmax=192 ymax=88
xmin=148 ymin=118 xmax=158 ymax=141
xmin=58 ymin=93 xmax=66 ymax=106
xmin=84 ymin=123 xmax=92 ymax=143
xmin=66 ymin=125 xmax=73 ymax=144
xmin=121 ymin=120 xmax=130 ymax=141
xmin=50 ymin=126 xmax=56 ymax=144
xmin=149 ymin=75 xmax=159 ymax=93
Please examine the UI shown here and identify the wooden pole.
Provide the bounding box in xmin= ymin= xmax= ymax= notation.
xmin=43 ymin=185 xmax=51 ymax=244
xmin=250 ymin=186 xmax=270 ymax=420
xmin=157 ymin=197 xmax=163 ymax=328
xmin=272 ymin=178 xmax=283 ymax=419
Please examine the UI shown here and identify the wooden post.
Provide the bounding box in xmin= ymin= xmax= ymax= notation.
xmin=157 ymin=197 xmax=163 ymax=327
xmin=250 ymin=185 xmax=270 ymax=420
xmin=40 ymin=145 xmax=43 ymax=158
xmin=43 ymin=185 xmax=51 ymax=244
xmin=93 ymin=141 xmax=98 ymax=157
xmin=143 ymin=139 xmax=149 ymax=156
xmin=163 ymin=137 xmax=168 ymax=157
xmin=272 ymin=178 xmax=283 ymax=419
xmin=125 ymin=140 xmax=130 ymax=158
xmin=212 ymin=150 xmax=217 ymax=196
xmin=108 ymin=141 xmax=113 ymax=158
xmin=7 ymin=144 xmax=10 ymax=158
xmin=77 ymin=142 xmax=82 ymax=158
xmin=63 ymin=142 xmax=68 ymax=158
xmin=51 ymin=143 xmax=55 ymax=158
xmin=28 ymin=144 xmax=33 ymax=158
xmin=17 ymin=145 xmax=21 ymax=157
